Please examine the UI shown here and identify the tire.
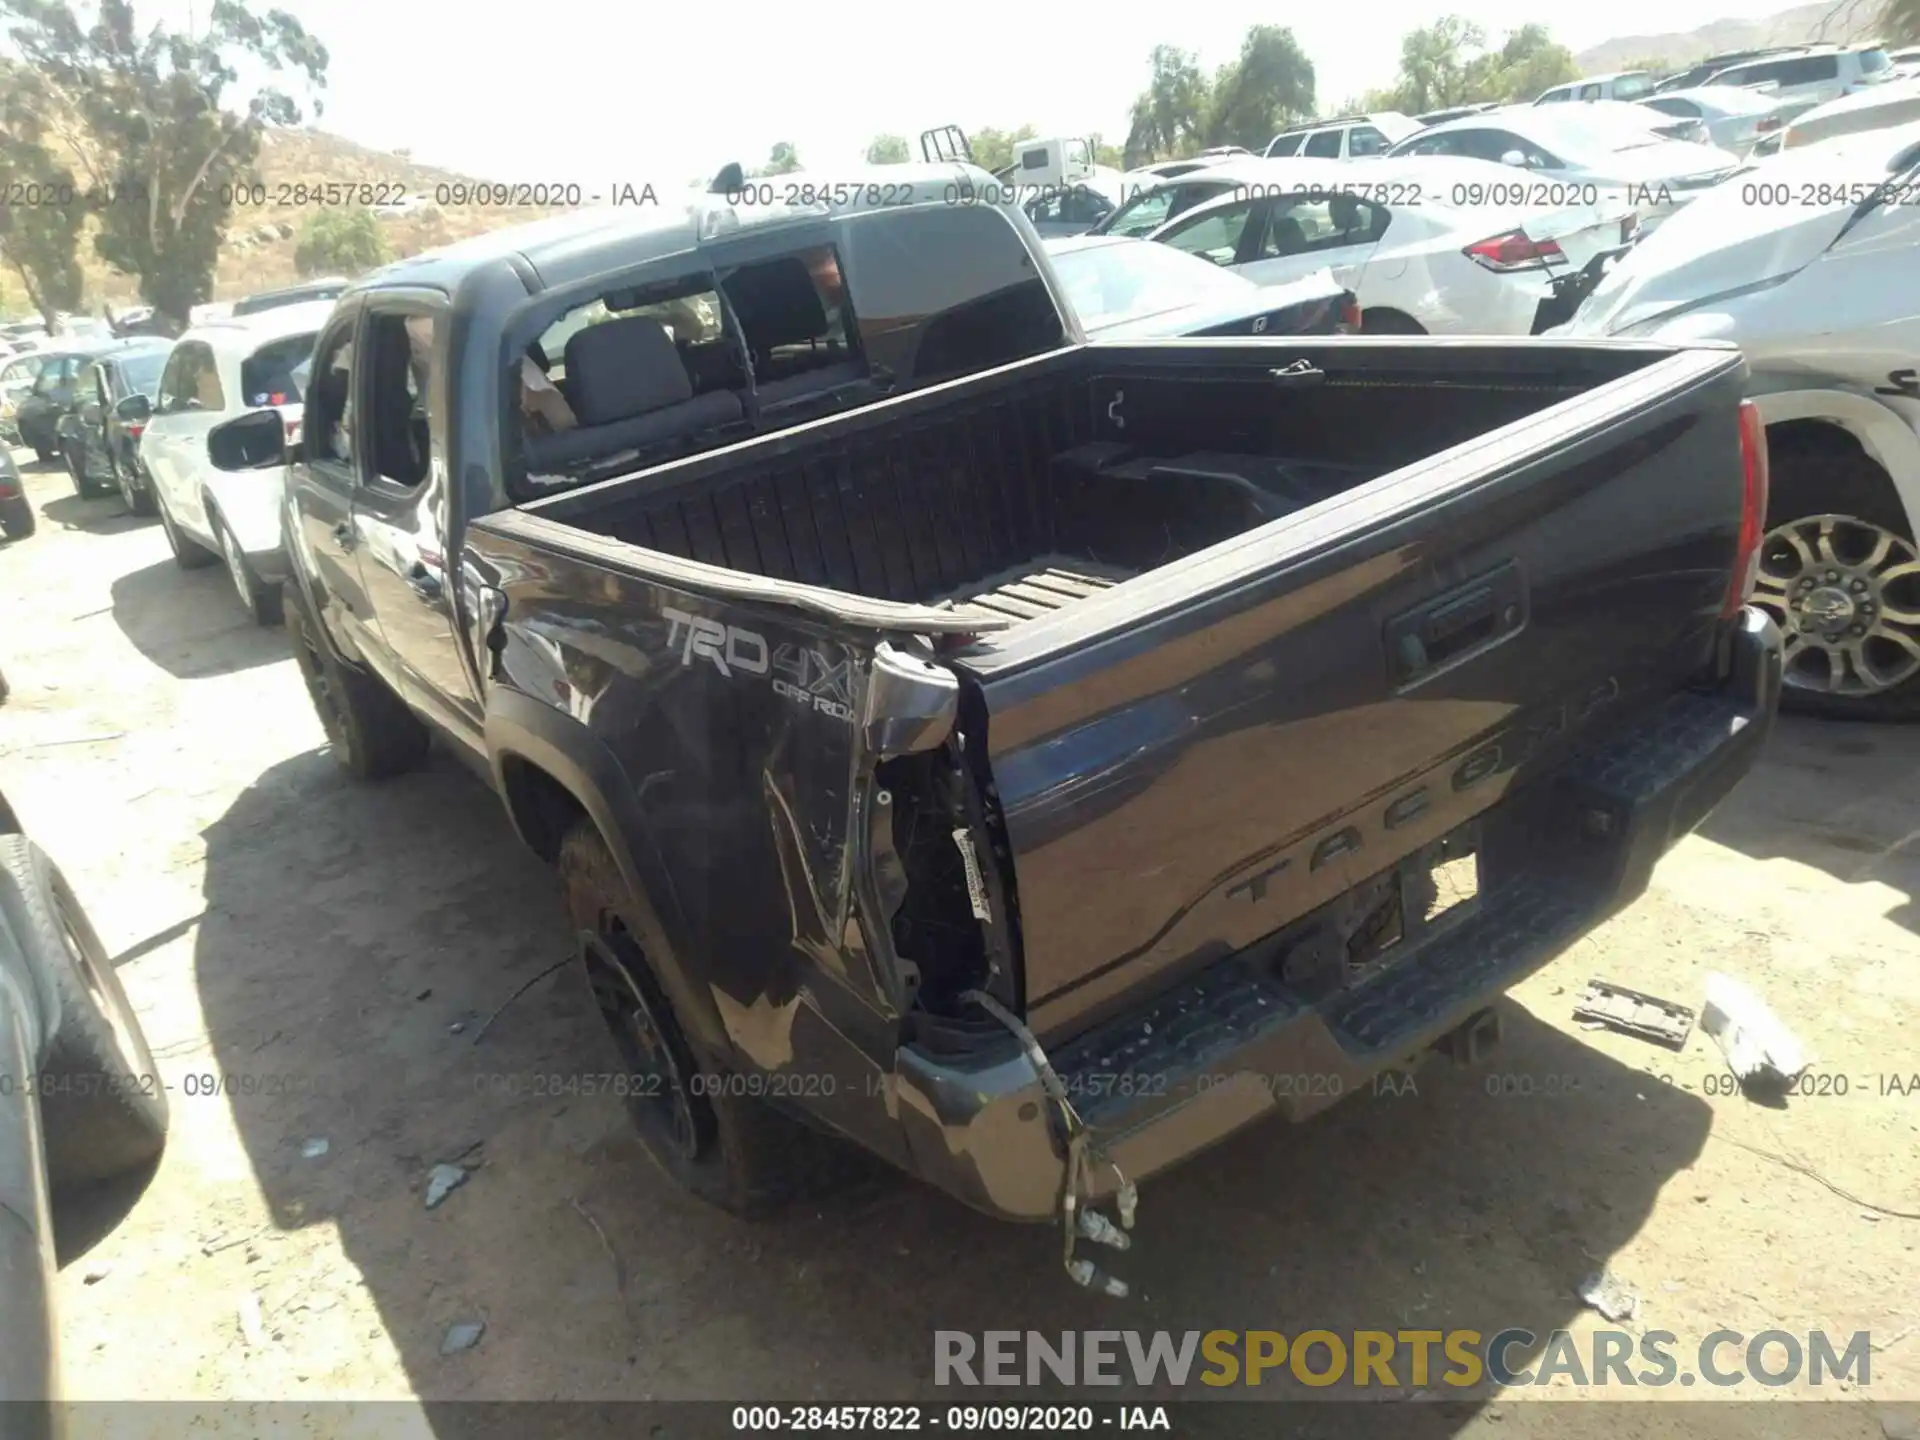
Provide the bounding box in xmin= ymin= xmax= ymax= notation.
xmin=1752 ymin=431 xmax=1920 ymax=722
xmin=111 ymin=449 xmax=154 ymax=517
xmin=66 ymin=444 xmax=94 ymax=498
xmin=559 ymin=823 xmax=853 ymax=1217
xmin=0 ymin=835 xmax=169 ymax=1191
xmin=0 ymin=496 xmax=32 ymax=541
xmin=1360 ymin=308 xmax=1426 ymax=335
xmin=213 ymin=514 xmax=284 ymax=627
xmin=155 ymin=490 xmax=216 ymax=570
xmin=284 ymin=582 xmax=429 ymax=779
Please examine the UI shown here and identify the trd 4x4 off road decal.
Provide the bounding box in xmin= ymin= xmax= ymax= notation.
xmin=1876 ymin=369 xmax=1920 ymax=400
xmin=661 ymin=607 xmax=855 ymax=721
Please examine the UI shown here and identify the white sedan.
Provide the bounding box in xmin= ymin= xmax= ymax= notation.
xmin=1137 ymin=155 xmax=1636 ymax=336
xmin=1385 ymin=101 xmax=1742 ymax=231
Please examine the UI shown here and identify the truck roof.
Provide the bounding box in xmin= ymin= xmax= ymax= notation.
xmin=344 ymin=165 xmax=983 ymax=304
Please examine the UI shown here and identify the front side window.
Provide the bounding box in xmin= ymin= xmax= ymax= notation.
xmin=1267 ymin=132 xmax=1306 ymax=156
xmin=1304 ymin=129 xmax=1344 ymax=157
xmin=1347 ymin=125 xmax=1389 ymax=156
xmin=1103 ymin=186 xmax=1180 ymax=237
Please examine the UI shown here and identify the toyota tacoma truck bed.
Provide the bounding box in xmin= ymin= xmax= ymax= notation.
xmin=217 ymin=164 xmax=1782 ymax=1294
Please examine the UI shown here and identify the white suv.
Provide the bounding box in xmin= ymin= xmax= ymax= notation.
xmin=1705 ymin=45 xmax=1897 ymax=110
xmin=137 ymin=300 xmax=335 ymax=625
xmin=1536 ymin=71 xmax=1658 ymax=104
xmin=1265 ymin=113 xmax=1422 ymax=160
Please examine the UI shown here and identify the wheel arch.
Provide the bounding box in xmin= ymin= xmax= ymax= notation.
xmin=1751 ymin=389 xmax=1920 ymax=539
xmin=484 ymin=687 xmax=727 ymax=1064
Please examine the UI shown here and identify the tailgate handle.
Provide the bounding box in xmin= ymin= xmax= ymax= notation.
xmin=1386 ymin=562 xmax=1527 ymax=687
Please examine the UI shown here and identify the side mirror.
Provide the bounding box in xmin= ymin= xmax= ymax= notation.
xmin=1500 ymin=150 xmax=1531 ymax=168
xmin=206 ymin=407 xmax=287 ymax=471
xmin=115 ymin=393 xmax=152 ymax=423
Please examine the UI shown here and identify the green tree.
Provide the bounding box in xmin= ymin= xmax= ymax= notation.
xmin=1089 ymin=134 xmax=1124 ymax=168
xmin=1466 ymin=24 xmax=1581 ymax=101
xmin=1124 ymin=45 xmax=1208 ymax=164
xmin=0 ymin=62 xmax=85 ymax=327
xmin=293 ymin=206 xmax=388 ymax=277
xmin=964 ymin=124 xmax=1035 ymax=173
xmin=2 ymin=0 xmax=329 ymax=332
xmin=864 ymin=133 xmax=910 ymax=164
xmin=760 ymin=141 xmax=801 ymax=176
xmin=1202 ymin=25 xmax=1316 ymax=151
xmin=1395 ymin=16 xmax=1486 ymax=113
xmin=1885 ymin=0 xmax=1920 ymax=41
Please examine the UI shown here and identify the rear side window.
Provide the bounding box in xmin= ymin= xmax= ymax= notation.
xmin=1267 ymin=132 xmax=1305 ymax=156
xmin=1579 ymin=83 xmax=1603 ymax=100
xmin=366 ymin=312 xmax=436 ymax=490
xmin=1539 ymin=87 xmax=1572 ymax=103
xmin=305 ymin=329 xmax=356 ymax=465
xmin=242 ymin=333 xmax=318 ymax=406
xmin=1304 ymin=129 xmax=1343 ymax=157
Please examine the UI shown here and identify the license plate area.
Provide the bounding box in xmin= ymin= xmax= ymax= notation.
xmin=1256 ymin=824 xmax=1483 ymax=1002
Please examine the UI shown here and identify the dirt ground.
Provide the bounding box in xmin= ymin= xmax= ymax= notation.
xmin=3 ymin=449 xmax=1918 ymax=1438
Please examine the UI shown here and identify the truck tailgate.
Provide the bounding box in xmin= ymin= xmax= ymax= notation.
xmin=952 ymin=346 xmax=1749 ymax=1039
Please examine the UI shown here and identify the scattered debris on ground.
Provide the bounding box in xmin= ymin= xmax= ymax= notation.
xmin=1576 ymin=1270 xmax=1639 ymax=1323
xmin=441 ymin=1321 xmax=486 ymax=1355
xmin=1571 ymin=978 xmax=1697 ymax=1048
xmin=1701 ymin=971 xmax=1808 ymax=1093
xmin=425 ymin=1164 xmax=469 ymax=1210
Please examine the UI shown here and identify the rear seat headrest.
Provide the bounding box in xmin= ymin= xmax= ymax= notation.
xmin=564 ymin=316 xmax=692 ymax=425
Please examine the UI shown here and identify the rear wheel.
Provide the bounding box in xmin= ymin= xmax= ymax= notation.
xmin=0 ymin=495 xmax=32 ymax=541
xmin=111 ymin=449 xmax=154 ymax=517
xmin=0 ymin=835 xmax=169 ymax=1191
xmin=284 ymin=583 xmax=429 ymax=779
xmin=214 ymin=514 xmax=283 ymax=627
xmin=1751 ymin=429 xmax=1920 ymax=721
xmin=560 ymin=823 xmax=855 ymax=1217
xmin=156 ymin=490 xmax=216 ymax=570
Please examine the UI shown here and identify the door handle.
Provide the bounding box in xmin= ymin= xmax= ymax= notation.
xmin=332 ymin=521 xmax=356 ymax=553
xmin=407 ymin=562 xmax=443 ymax=601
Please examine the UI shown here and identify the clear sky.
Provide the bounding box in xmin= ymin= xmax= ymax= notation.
xmin=160 ymin=0 xmax=1807 ymax=182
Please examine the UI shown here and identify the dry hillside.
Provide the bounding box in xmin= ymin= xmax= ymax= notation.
xmin=3 ymin=126 xmax=575 ymax=316
xmin=1575 ymin=0 xmax=1888 ymax=73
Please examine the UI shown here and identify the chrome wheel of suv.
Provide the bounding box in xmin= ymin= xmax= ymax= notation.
xmin=1752 ymin=513 xmax=1920 ymax=698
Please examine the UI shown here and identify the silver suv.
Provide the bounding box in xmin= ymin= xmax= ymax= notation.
xmin=1704 ymin=45 xmax=1896 ymax=111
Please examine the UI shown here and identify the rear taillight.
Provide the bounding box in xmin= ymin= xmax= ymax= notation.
xmin=0 ymin=478 xmax=18 ymax=499
xmin=126 ymin=422 xmax=145 ymax=440
xmin=1726 ymin=400 xmax=1770 ymax=618
xmin=1464 ymin=230 xmax=1565 ymax=272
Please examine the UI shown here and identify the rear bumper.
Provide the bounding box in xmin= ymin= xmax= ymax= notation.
xmin=894 ymin=608 xmax=1783 ymax=1222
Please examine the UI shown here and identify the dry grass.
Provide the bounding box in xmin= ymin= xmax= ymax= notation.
xmin=2 ymin=126 xmax=574 ymax=316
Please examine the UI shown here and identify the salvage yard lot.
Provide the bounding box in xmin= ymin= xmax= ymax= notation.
xmin=2 ymin=452 xmax=1918 ymax=1433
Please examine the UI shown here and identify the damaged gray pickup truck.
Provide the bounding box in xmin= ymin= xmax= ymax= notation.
xmin=208 ymin=166 xmax=1782 ymax=1293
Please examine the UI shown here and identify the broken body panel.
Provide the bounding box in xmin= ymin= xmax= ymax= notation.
xmin=460 ymin=334 xmax=1781 ymax=1224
